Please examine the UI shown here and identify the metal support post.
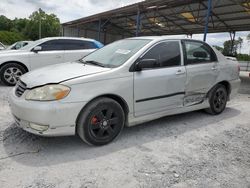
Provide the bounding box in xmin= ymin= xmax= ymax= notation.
xmin=136 ymin=8 xmax=141 ymax=37
xmin=203 ymin=0 xmax=212 ymax=41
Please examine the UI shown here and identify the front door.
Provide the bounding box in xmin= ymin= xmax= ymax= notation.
xmin=133 ymin=40 xmax=186 ymax=117
xmin=29 ymin=39 xmax=65 ymax=70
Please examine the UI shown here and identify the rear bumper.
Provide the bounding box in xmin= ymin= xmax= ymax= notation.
xmin=9 ymin=88 xmax=87 ymax=136
xmin=229 ymin=78 xmax=241 ymax=99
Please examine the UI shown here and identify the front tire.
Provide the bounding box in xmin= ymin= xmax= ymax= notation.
xmin=205 ymin=84 xmax=228 ymax=115
xmin=0 ymin=63 xmax=27 ymax=86
xmin=77 ymin=97 xmax=125 ymax=146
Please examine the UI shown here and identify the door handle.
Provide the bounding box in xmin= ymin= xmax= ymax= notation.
xmin=55 ymin=55 xmax=61 ymax=58
xmin=176 ymin=69 xmax=185 ymax=75
xmin=211 ymin=66 xmax=217 ymax=71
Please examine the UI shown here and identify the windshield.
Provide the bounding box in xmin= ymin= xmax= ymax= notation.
xmin=81 ymin=39 xmax=151 ymax=68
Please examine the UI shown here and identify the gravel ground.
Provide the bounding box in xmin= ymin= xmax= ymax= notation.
xmin=0 ymin=74 xmax=249 ymax=188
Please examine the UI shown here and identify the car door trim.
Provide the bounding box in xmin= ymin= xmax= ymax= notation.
xmin=136 ymin=92 xmax=185 ymax=103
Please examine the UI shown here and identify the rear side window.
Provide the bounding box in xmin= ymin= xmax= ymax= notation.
xmin=141 ymin=41 xmax=181 ymax=68
xmin=183 ymin=40 xmax=217 ymax=65
xmin=62 ymin=39 xmax=97 ymax=50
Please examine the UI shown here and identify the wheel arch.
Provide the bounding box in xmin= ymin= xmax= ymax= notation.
xmin=218 ymin=81 xmax=231 ymax=96
xmin=207 ymin=80 xmax=231 ymax=100
xmin=0 ymin=61 xmax=29 ymax=72
xmin=76 ymin=94 xmax=130 ymax=131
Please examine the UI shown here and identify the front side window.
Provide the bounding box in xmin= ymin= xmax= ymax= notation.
xmin=39 ymin=40 xmax=64 ymax=51
xmin=140 ymin=41 xmax=181 ymax=69
xmin=183 ymin=40 xmax=217 ymax=65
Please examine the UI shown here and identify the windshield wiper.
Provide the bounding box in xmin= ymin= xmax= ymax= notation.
xmin=85 ymin=60 xmax=106 ymax=67
xmin=79 ymin=59 xmax=106 ymax=67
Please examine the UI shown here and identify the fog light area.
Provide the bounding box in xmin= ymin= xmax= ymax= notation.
xmin=29 ymin=123 xmax=49 ymax=131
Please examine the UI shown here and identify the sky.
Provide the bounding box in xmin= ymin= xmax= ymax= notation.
xmin=0 ymin=0 xmax=249 ymax=54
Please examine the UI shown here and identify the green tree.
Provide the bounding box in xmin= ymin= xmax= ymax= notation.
xmin=0 ymin=31 xmax=25 ymax=45
xmin=247 ymin=33 xmax=250 ymax=41
xmin=0 ymin=15 xmax=13 ymax=31
xmin=11 ymin=18 xmax=29 ymax=33
xmin=238 ymin=37 xmax=243 ymax=54
xmin=222 ymin=37 xmax=242 ymax=56
xmin=24 ymin=9 xmax=61 ymax=40
xmin=237 ymin=53 xmax=250 ymax=61
xmin=223 ymin=40 xmax=233 ymax=56
xmin=247 ymin=33 xmax=250 ymax=55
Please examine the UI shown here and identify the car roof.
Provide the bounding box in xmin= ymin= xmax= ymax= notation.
xmin=128 ymin=36 xmax=206 ymax=43
xmin=41 ymin=37 xmax=96 ymax=42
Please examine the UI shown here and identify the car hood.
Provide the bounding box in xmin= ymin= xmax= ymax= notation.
xmin=21 ymin=62 xmax=110 ymax=88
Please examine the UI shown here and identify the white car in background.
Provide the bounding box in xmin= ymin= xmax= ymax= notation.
xmin=9 ymin=37 xmax=240 ymax=146
xmin=6 ymin=41 xmax=33 ymax=50
xmin=225 ymin=56 xmax=237 ymax=62
xmin=0 ymin=37 xmax=103 ymax=86
xmin=0 ymin=42 xmax=6 ymax=50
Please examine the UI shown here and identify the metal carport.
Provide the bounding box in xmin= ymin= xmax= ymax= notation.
xmin=61 ymin=0 xmax=250 ymax=44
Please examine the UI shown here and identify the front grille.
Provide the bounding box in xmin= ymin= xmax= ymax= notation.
xmin=15 ymin=80 xmax=27 ymax=97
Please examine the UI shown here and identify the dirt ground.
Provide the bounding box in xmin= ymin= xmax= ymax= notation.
xmin=0 ymin=74 xmax=249 ymax=188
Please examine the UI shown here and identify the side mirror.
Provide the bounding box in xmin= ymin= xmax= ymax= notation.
xmin=135 ymin=59 xmax=158 ymax=71
xmin=32 ymin=46 xmax=42 ymax=53
xmin=193 ymin=51 xmax=207 ymax=58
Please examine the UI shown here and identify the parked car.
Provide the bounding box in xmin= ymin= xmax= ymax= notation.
xmin=0 ymin=42 xmax=6 ymax=50
xmin=9 ymin=37 xmax=240 ymax=145
xmin=0 ymin=37 xmax=103 ymax=86
xmin=225 ymin=56 xmax=237 ymax=62
xmin=7 ymin=41 xmax=33 ymax=50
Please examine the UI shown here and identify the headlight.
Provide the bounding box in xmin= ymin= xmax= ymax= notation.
xmin=25 ymin=84 xmax=70 ymax=101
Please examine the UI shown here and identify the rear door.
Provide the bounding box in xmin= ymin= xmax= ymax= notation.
xmin=133 ymin=40 xmax=186 ymax=117
xmin=29 ymin=39 xmax=65 ymax=70
xmin=182 ymin=40 xmax=219 ymax=106
xmin=63 ymin=39 xmax=97 ymax=62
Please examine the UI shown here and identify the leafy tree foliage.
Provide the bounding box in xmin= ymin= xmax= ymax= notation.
xmin=0 ymin=15 xmax=13 ymax=31
xmin=222 ymin=37 xmax=243 ymax=56
xmin=0 ymin=31 xmax=25 ymax=44
xmin=0 ymin=9 xmax=60 ymax=44
xmin=237 ymin=53 xmax=250 ymax=61
xmin=247 ymin=33 xmax=250 ymax=41
xmin=24 ymin=9 xmax=61 ymax=40
xmin=213 ymin=36 xmax=250 ymax=61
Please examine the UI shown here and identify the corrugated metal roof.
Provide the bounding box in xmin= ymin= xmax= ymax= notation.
xmin=62 ymin=0 xmax=250 ymax=35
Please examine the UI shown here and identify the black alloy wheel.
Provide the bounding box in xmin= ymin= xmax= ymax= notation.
xmin=77 ymin=97 xmax=125 ymax=145
xmin=206 ymin=84 xmax=228 ymax=115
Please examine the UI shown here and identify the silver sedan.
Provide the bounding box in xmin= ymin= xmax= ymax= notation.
xmin=9 ymin=37 xmax=240 ymax=145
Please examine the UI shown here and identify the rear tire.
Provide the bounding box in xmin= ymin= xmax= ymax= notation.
xmin=0 ymin=63 xmax=27 ymax=86
xmin=77 ymin=97 xmax=125 ymax=146
xmin=205 ymin=84 xmax=228 ymax=115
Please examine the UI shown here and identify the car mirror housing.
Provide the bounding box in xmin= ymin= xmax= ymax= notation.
xmin=32 ymin=46 xmax=42 ymax=53
xmin=135 ymin=59 xmax=158 ymax=71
